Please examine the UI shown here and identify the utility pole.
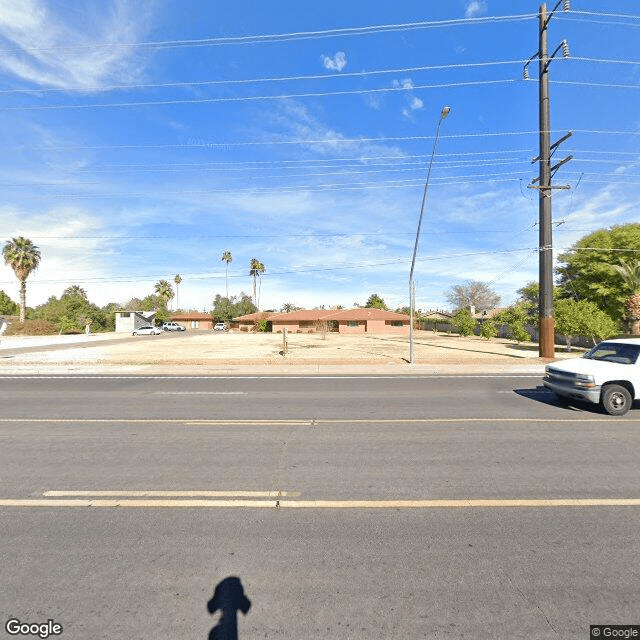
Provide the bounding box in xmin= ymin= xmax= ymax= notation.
xmin=538 ymin=2 xmax=554 ymax=359
xmin=525 ymin=1 xmax=572 ymax=359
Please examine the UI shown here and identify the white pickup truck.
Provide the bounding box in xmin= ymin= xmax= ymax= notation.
xmin=543 ymin=338 xmax=640 ymax=416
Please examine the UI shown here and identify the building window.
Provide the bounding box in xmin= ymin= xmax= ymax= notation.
xmin=191 ymin=320 xmax=199 ymax=329
xmin=387 ymin=321 xmax=404 ymax=327
xmin=348 ymin=321 xmax=359 ymax=327
xmin=120 ymin=312 xmax=130 ymax=318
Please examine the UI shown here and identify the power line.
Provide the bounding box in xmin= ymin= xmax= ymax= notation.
xmin=0 ymin=14 xmax=538 ymax=54
xmin=2 ymin=57 xmax=638 ymax=96
xmin=5 ymin=129 xmax=635 ymax=153
xmin=550 ymin=80 xmax=640 ymax=90
xmin=2 ymin=248 xmax=538 ymax=287
xmin=0 ymin=60 xmax=530 ymax=94
xmin=0 ymin=79 xmax=518 ymax=111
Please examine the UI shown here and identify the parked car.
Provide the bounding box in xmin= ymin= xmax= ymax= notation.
xmin=213 ymin=323 xmax=228 ymax=331
xmin=543 ymin=338 xmax=640 ymax=415
xmin=162 ymin=322 xmax=186 ymax=332
xmin=132 ymin=325 xmax=162 ymax=336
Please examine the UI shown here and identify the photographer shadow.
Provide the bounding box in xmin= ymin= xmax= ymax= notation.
xmin=207 ymin=576 xmax=251 ymax=640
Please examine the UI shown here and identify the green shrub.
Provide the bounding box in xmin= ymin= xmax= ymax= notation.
xmin=480 ymin=320 xmax=497 ymax=340
xmin=452 ymin=309 xmax=477 ymax=337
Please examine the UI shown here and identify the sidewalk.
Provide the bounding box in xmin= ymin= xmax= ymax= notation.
xmin=0 ymin=330 xmax=576 ymax=375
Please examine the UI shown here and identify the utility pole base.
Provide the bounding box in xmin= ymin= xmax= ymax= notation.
xmin=539 ymin=316 xmax=555 ymax=359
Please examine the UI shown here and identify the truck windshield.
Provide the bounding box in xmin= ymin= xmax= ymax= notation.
xmin=584 ymin=342 xmax=640 ymax=364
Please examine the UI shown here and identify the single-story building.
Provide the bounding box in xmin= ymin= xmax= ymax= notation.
xmin=234 ymin=308 xmax=410 ymax=334
xmin=170 ymin=312 xmax=214 ymax=331
xmin=115 ymin=310 xmax=157 ymax=333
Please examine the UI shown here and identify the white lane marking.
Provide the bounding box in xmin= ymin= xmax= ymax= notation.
xmin=153 ymin=392 xmax=248 ymax=395
xmin=0 ymin=417 xmax=637 ymax=424
xmin=1 ymin=498 xmax=639 ymax=509
xmin=43 ymin=490 xmax=300 ymax=497
xmin=0 ymin=374 xmax=542 ymax=380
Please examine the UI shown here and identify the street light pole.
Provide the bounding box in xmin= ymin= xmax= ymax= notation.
xmin=409 ymin=105 xmax=450 ymax=364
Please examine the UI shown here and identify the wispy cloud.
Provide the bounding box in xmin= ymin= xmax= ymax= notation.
xmin=0 ymin=0 xmax=154 ymax=90
xmin=320 ymin=51 xmax=347 ymax=72
xmin=393 ymin=78 xmax=424 ymax=120
xmin=464 ymin=1 xmax=488 ymax=18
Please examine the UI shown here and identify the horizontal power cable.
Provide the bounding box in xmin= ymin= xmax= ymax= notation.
xmin=2 ymin=57 xmax=638 ymax=96
xmin=0 ymin=14 xmax=538 ymax=53
xmin=0 ymin=60 xmax=529 ymax=94
xmin=4 ymin=130 xmax=634 ymax=152
xmin=0 ymin=79 xmax=519 ymax=110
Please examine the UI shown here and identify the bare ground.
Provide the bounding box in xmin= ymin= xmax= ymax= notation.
xmin=0 ymin=330 xmax=576 ymax=370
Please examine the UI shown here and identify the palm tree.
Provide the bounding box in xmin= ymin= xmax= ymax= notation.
xmin=173 ymin=275 xmax=182 ymax=311
xmin=249 ymin=258 xmax=265 ymax=309
xmin=63 ymin=284 xmax=87 ymax=299
xmin=221 ymin=251 xmax=232 ymax=299
xmin=154 ymin=279 xmax=174 ymax=309
xmin=2 ymin=237 xmax=41 ymax=322
xmin=612 ymin=259 xmax=640 ymax=334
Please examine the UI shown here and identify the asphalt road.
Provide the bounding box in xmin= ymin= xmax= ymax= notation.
xmin=1 ymin=375 xmax=639 ymax=639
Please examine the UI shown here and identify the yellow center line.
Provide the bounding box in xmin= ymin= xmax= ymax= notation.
xmin=1 ymin=498 xmax=639 ymax=509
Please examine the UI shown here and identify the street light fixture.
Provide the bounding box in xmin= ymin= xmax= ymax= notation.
xmin=408 ymin=105 xmax=450 ymax=364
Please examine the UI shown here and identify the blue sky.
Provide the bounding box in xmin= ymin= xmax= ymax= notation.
xmin=0 ymin=0 xmax=639 ymax=313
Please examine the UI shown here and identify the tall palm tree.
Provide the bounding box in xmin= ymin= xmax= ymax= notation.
xmin=2 ymin=236 xmax=41 ymax=322
xmin=221 ymin=251 xmax=232 ymax=299
xmin=154 ymin=279 xmax=174 ymax=309
xmin=63 ymin=284 xmax=87 ymax=299
xmin=612 ymin=258 xmax=640 ymax=334
xmin=249 ymin=258 xmax=265 ymax=309
xmin=173 ymin=275 xmax=182 ymax=311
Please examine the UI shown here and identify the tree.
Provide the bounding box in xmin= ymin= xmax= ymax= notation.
xmin=173 ymin=275 xmax=182 ymax=311
xmin=445 ymin=280 xmax=501 ymax=311
xmin=556 ymin=223 xmax=640 ymax=322
xmin=281 ymin=302 xmax=299 ymax=313
xmin=221 ymin=251 xmax=232 ymax=299
xmin=3 ymin=237 xmax=41 ymax=323
xmin=610 ymin=258 xmax=640 ymax=334
xmin=32 ymin=287 xmax=109 ymax=334
xmin=365 ymin=293 xmax=387 ymax=310
xmin=249 ymin=258 xmax=265 ymax=308
xmin=494 ymin=304 xmax=531 ymax=344
xmin=63 ymin=284 xmax=88 ymax=299
xmin=451 ymin=308 xmax=477 ymax=337
xmin=0 ymin=290 xmax=19 ymax=315
xmin=480 ymin=319 xmax=497 ymax=340
xmin=212 ymin=293 xmax=257 ymax=323
xmin=555 ymin=299 xmax=618 ymax=351
xmin=154 ymin=280 xmax=174 ymax=309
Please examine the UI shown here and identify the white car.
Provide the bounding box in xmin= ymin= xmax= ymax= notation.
xmin=162 ymin=322 xmax=186 ymax=332
xmin=132 ymin=325 xmax=162 ymax=336
xmin=543 ymin=338 xmax=640 ymax=415
xmin=213 ymin=323 xmax=228 ymax=331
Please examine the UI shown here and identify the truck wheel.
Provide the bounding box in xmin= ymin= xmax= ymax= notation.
xmin=601 ymin=384 xmax=632 ymax=416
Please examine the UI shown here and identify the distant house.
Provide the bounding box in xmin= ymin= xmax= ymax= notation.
xmin=115 ymin=310 xmax=157 ymax=333
xmin=422 ymin=310 xmax=453 ymax=321
xmin=171 ymin=312 xmax=214 ymax=331
xmin=234 ymin=308 xmax=410 ymax=334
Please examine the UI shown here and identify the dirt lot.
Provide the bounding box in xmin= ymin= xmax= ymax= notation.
xmin=0 ymin=329 xmax=575 ymax=371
